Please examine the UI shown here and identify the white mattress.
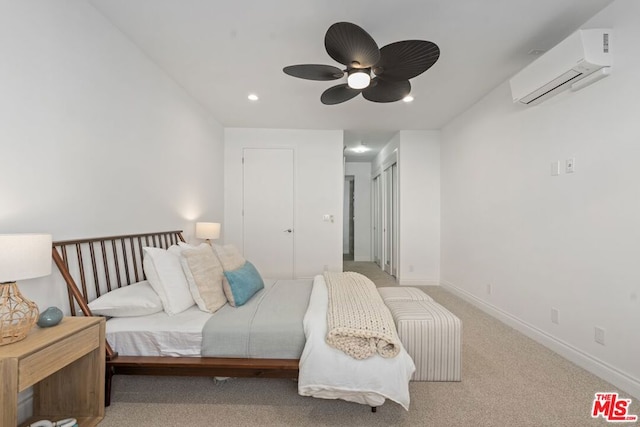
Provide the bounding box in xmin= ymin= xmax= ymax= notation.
xmin=104 ymin=278 xmax=307 ymax=358
xmin=106 ymin=305 xmax=211 ymax=356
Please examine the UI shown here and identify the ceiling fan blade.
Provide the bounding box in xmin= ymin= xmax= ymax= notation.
xmin=373 ymin=40 xmax=440 ymax=81
xmin=362 ymin=78 xmax=411 ymax=103
xmin=321 ymin=84 xmax=361 ymax=105
xmin=283 ymin=64 xmax=344 ymax=81
xmin=324 ymin=22 xmax=380 ymax=68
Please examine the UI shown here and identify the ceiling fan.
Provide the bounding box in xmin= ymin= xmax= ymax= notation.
xmin=283 ymin=22 xmax=440 ymax=105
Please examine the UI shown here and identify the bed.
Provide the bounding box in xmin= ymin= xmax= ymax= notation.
xmin=52 ymin=230 xmax=414 ymax=409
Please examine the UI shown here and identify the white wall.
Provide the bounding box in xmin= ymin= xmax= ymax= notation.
xmin=373 ymin=133 xmax=400 ymax=171
xmin=0 ymin=1 xmax=225 ymax=314
xmin=440 ymin=0 xmax=640 ymax=398
xmin=224 ymin=128 xmax=344 ymax=278
xmin=373 ymin=131 xmax=441 ymax=285
xmin=345 ymin=163 xmax=372 ymax=261
xmin=398 ymin=131 xmax=441 ymax=285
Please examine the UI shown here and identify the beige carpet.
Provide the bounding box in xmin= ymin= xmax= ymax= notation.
xmin=100 ymin=262 xmax=638 ymax=426
xmin=344 ymin=261 xmax=398 ymax=287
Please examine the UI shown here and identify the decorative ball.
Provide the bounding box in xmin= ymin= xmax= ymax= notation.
xmin=37 ymin=307 xmax=63 ymax=328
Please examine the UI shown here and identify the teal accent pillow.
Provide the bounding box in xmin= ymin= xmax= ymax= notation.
xmin=223 ymin=261 xmax=265 ymax=307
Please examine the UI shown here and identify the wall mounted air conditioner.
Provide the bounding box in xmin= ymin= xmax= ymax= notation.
xmin=510 ymin=29 xmax=612 ymax=105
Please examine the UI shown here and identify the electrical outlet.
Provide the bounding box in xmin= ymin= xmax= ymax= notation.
xmin=486 ymin=284 xmax=492 ymax=295
xmin=595 ymin=327 xmax=605 ymax=345
xmin=551 ymin=308 xmax=559 ymax=324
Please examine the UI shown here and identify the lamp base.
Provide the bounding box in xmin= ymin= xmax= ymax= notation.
xmin=0 ymin=282 xmax=39 ymax=345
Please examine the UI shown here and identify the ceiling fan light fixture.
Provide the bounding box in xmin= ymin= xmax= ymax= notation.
xmin=283 ymin=22 xmax=440 ymax=105
xmin=347 ymin=69 xmax=371 ymax=89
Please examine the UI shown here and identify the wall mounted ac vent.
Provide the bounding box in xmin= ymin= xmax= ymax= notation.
xmin=510 ymin=29 xmax=612 ymax=105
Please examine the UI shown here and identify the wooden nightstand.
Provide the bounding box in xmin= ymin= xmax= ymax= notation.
xmin=0 ymin=316 xmax=105 ymax=427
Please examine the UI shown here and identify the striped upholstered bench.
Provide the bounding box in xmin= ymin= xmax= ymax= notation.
xmin=377 ymin=286 xmax=434 ymax=303
xmin=383 ymin=295 xmax=462 ymax=382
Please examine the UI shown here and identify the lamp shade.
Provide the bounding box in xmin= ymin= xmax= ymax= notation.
xmin=0 ymin=234 xmax=52 ymax=282
xmin=195 ymin=222 xmax=220 ymax=240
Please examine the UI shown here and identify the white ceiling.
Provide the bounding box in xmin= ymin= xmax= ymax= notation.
xmin=87 ymin=0 xmax=613 ymax=161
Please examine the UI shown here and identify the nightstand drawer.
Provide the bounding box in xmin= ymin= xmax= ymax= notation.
xmin=19 ymin=324 xmax=100 ymax=391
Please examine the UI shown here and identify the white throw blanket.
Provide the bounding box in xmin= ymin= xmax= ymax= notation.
xmin=298 ymin=275 xmax=415 ymax=410
xmin=324 ymin=271 xmax=401 ymax=359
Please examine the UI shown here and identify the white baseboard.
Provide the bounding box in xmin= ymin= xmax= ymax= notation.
xmin=440 ymin=280 xmax=640 ymax=400
xmin=353 ymin=256 xmax=372 ymax=262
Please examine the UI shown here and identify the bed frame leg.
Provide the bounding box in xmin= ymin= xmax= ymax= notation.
xmin=105 ymin=366 xmax=114 ymax=407
xmin=371 ymin=406 xmax=377 ymax=413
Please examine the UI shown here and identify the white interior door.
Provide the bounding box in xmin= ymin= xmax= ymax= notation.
xmin=382 ymin=162 xmax=398 ymax=277
xmin=383 ymin=166 xmax=393 ymax=274
xmin=243 ymin=148 xmax=294 ymax=278
xmin=391 ymin=162 xmax=399 ymax=277
xmin=372 ymin=174 xmax=381 ymax=266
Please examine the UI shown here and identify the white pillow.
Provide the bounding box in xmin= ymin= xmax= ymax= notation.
xmin=178 ymin=241 xmax=199 ymax=249
xmin=88 ymin=281 xmax=162 ymax=317
xmin=213 ymin=244 xmax=246 ymax=271
xmin=143 ymin=246 xmax=195 ymax=315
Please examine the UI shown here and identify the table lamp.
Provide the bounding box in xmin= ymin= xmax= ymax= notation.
xmin=195 ymin=222 xmax=220 ymax=245
xmin=0 ymin=233 xmax=52 ymax=345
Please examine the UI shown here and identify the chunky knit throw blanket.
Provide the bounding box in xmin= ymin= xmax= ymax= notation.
xmin=324 ymin=271 xmax=401 ymax=359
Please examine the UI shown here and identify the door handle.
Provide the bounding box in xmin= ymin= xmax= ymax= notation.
xmin=284 ymin=229 xmax=293 ymax=233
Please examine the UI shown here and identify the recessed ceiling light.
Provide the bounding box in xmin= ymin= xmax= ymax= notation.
xmin=403 ymin=95 xmax=414 ymax=103
xmin=351 ymin=145 xmax=370 ymax=153
xmin=248 ymin=94 xmax=259 ymax=101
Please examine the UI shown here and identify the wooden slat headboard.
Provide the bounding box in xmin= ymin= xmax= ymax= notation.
xmin=52 ymin=230 xmax=185 ymax=318
xmin=52 ymin=230 xmax=184 ymax=361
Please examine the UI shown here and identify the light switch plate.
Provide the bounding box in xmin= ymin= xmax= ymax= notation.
xmin=551 ymin=161 xmax=560 ymax=176
xmin=566 ymin=157 xmax=575 ymax=173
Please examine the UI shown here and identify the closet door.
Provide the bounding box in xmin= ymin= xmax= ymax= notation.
xmin=382 ymin=162 xmax=398 ymax=277
xmin=383 ymin=165 xmax=393 ymax=274
xmin=391 ymin=162 xmax=399 ymax=277
xmin=242 ymin=148 xmax=294 ymax=278
xmin=372 ymin=174 xmax=382 ymax=267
